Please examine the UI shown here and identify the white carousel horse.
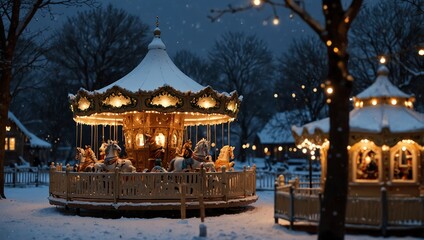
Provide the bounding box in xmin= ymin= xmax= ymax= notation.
xmin=215 ymin=145 xmax=235 ymax=171
xmin=168 ymin=138 xmax=216 ymax=172
xmin=75 ymin=146 xmax=99 ymax=172
xmin=94 ymin=140 xmax=136 ymax=173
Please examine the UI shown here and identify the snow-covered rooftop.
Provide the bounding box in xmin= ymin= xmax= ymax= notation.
xmin=356 ymin=65 xmax=412 ymax=99
xmin=257 ymin=112 xmax=299 ymax=144
xmin=8 ymin=112 xmax=51 ymax=148
xmin=97 ymin=27 xmax=204 ymax=93
xmin=292 ymin=65 xmax=424 ymax=145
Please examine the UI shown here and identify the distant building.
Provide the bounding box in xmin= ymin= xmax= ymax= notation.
xmin=5 ymin=112 xmax=51 ymax=167
xmin=254 ymin=111 xmax=307 ymax=162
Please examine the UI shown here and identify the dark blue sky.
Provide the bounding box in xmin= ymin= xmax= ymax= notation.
xmin=30 ymin=0 xmax=327 ymax=58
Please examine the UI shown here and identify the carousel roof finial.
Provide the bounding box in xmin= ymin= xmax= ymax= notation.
xmin=154 ymin=16 xmax=161 ymax=37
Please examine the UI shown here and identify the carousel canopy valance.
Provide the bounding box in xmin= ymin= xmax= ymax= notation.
xmin=292 ymin=65 xmax=424 ymax=148
xmin=69 ymin=25 xmax=241 ymax=126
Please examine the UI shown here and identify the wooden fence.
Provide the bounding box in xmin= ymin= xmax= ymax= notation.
xmin=256 ymin=170 xmax=320 ymax=190
xmin=274 ymin=177 xmax=424 ymax=234
xmin=49 ymin=164 xmax=257 ymax=210
xmin=4 ymin=167 xmax=50 ymax=187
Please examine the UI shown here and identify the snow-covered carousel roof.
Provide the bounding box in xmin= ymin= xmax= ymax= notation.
xmin=292 ymin=65 xmax=424 ymax=147
xmin=69 ymin=23 xmax=240 ymax=126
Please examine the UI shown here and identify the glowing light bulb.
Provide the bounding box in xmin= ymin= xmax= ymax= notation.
xmin=379 ymin=56 xmax=386 ymax=64
xmin=419 ymin=49 xmax=424 ymax=56
xmin=326 ymin=87 xmax=333 ymax=94
xmin=252 ymin=0 xmax=261 ymax=6
xmin=391 ymin=99 xmax=397 ymax=105
xmin=273 ymin=17 xmax=279 ymax=25
xmin=371 ymin=99 xmax=377 ymax=105
xmin=326 ymin=40 xmax=332 ymax=46
xmin=274 ymin=93 xmax=278 ymax=98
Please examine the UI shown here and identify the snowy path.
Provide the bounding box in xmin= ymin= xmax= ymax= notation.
xmin=0 ymin=186 xmax=417 ymax=240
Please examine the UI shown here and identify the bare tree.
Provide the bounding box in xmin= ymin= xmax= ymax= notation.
xmin=349 ymin=0 xmax=424 ymax=111
xmin=209 ymin=0 xmax=363 ymax=238
xmin=173 ymin=49 xmax=217 ymax=86
xmin=276 ymin=36 xmax=327 ymax=122
xmin=209 ymin=31 xmax=275 ymax=162
xmin=47 ymin=4 xmax=149 ymax=91
xmin=0 ymin=0 xmax=96 ymax=199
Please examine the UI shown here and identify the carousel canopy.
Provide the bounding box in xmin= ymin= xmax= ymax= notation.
xmin=69 ymin=24 xmax=240 ymax=126
xmin=292 ymin=65 xmax=424 ymax=148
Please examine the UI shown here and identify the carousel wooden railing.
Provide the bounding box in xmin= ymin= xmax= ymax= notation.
xmin=274 ymin=176 xmax=424 ymax=234
xmin=49 ymin=163 xmax=256 ymax=204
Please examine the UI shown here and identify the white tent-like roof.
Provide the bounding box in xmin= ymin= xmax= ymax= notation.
xmin=97 ymin=28 xmax=204 ymax=94
xmin=292 ymin=65 xmax=424 ymax=147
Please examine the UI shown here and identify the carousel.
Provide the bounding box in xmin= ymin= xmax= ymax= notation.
xmin=48 ymin=20 xmax=257 ymax=212
xmin=275 ymin=65 xmax=424 ymax=231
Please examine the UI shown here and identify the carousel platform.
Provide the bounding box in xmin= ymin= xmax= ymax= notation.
xmin=48 ymin=165 xmax=257 ymax=212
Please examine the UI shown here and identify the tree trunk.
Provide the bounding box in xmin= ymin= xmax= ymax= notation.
xmin=318 ymin=49 xmax=352 ymax=239
xmin=0 ymin=68 xmax=12 ymax=199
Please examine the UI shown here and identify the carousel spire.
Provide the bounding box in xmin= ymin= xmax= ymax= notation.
xmin=154 ymin=16 xmax=161 ymax=37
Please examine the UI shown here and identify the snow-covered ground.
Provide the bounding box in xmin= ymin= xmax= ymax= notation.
xmin=1 ymin=186 xmax=419 ymax=240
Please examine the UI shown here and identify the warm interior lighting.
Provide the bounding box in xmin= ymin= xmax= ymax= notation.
xmin=371 ymin=99 xmax=377 ymax=105
xmin=78 ymin=97 xmax=91 ymax=111
xmin=151 ymin=93 xmax=180 ymax=108
xmin=155 ymin=133 xmax=165 ymax=147
xmin=252 ymin=145 xmax=257 ymax=151
xmin=6 ymin=126 xmax=11 ymax=132
xmin=278 ymin=146 xmax=283 ymax=151
xmin=136 ymin=133 xmax=145 ymax=147
xmin=264 ymin=147 xmax=269 ymax=154
xmin=197 ymin=96 xmax=217 ymax=109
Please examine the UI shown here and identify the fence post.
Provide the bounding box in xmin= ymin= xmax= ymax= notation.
xmin=252 ymin=164 xmax=256 ymax=195
xmin=180 ymin=183 xmax=187 ymax=219
xmin=380 ymin=187 xmax=388 ymax=236
xmin=221 ymin=166 xmax=228 ymax=201
xmin=289 ymin=185 xmax=295 ymax=229
xmin=66 ymin=164 xmax=71 ymax=202
xmin=35 ymin=167 xmax=39 ymax=187
xmin=243 ymin=166 xmax=247 ymax=197
xmin=49 ymin=162 xmax=55 ymax=196
xmin=114 ymin=167 xmax=120 ymax=204
xmin=12 ymin=168 xmax=16 ymax=188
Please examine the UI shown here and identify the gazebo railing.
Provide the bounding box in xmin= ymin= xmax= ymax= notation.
xmin=274 ymin=176 xmax=424 ymax=234
xmin=4 ymin=167 xmax=50 ymax=187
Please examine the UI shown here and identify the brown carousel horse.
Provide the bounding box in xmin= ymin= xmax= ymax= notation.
xmin=94 ymin=140 xmax=136 ymax=172
xmin=215 ymin=145 xmax=235 ymax=171
xmin=75 ymin=146 xmax=99 ymax=172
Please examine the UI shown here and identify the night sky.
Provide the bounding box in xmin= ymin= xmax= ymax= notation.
xmin=29 ymin=0 xmax=325 ymax=58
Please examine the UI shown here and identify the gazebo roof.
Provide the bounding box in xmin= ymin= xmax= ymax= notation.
xmin=356 ymin=65 xmax=413 ymax=99
xmin=292 ymin=65 xmax=424 ymax=147
xmin=69 ymin=25 xmax=240 ymax=126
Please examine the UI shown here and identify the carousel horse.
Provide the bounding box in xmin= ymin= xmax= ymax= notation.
xmin=75 ymin=146 xmax=99 ymax=172
xmin=168 ymin=138 xmax=215 ymax=172
xmin=94 ymin=140 xmax=136 ymax=172
xmin=215 ymin=145 xmax=235 ymax=171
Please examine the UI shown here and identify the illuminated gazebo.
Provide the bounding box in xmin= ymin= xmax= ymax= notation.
xmin=292 ymin=65 xmax=424 ymax=197
xmin=69 ymin=22 xmax=241 ymax=170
